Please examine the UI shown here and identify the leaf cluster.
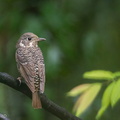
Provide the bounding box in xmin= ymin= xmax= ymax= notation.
xmin=67 ymin=70 xmax=120 ymax=119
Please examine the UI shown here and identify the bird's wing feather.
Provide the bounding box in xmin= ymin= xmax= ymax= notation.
xmin=36 ymin=48 xmax=45 ymax=93
xmin=38 ymin=63 xmax=45 ymax=93
xmin=19 ymin=64 xmax=35 ymax=92
xmin=16 ymin=50 xmax=36 ymax=93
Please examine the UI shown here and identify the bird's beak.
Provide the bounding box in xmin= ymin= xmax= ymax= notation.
xmin=37 ymin=38 xmax=46 ymax=41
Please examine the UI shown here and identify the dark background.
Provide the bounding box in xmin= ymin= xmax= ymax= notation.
xmin=0 ymin=0 xmax=120 ymax=120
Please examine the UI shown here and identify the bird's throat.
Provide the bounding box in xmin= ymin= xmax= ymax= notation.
xmin=19 ymin=41 xmax=38 ymax=47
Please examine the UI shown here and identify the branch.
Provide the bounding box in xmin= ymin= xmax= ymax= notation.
xmin=0 ymin=114 xmax=10 ymax=120
xmin=0 ymin=72 xmax=82 ymax=120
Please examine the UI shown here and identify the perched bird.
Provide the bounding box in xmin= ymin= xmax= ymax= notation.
xmin=16 ymin=32 xmax=46 ymax=109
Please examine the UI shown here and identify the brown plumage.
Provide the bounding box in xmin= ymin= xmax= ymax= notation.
xmin=16 ymin=32 xmax=46 ymax=109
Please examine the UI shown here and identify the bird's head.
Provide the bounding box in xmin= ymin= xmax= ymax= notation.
xmin=16 ymin=32 xmax=46 ymax=48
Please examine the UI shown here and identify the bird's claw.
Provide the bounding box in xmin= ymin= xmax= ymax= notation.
xmin=17 ymin=77 xmax=22 ymax=86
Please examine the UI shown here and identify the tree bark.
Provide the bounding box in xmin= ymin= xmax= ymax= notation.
xmin=0 ymin=72 xmax=82 ymax=120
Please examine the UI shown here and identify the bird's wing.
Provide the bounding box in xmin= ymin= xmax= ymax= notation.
xmin=38 ymin=63 xmax=45 ymax=93
xmin=16 ymin=50 xmax=36 ymax=93
xmin=36 ymin=48 xmax=45 ymax=93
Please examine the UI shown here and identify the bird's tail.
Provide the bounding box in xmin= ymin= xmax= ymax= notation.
xmin=32 ymin=91 xmax=42 ymax=109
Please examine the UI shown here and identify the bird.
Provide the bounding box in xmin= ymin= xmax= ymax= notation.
xmin=16 ymin=32 xmax=46 ymax=109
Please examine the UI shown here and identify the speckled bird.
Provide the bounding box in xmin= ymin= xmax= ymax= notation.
xmin=16 ymin=32 xmax=46 ymax=109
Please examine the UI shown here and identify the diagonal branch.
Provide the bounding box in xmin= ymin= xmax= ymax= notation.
xmin=0 ymin=114 xmax=10 ymax=120
xmin=0 ymin=72 xmax=82 ymax=120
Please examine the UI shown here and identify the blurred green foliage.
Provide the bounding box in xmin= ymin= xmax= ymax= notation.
xmin=0 ymin=0 xmax=120 ymax=120
xmin=68 ymin=70 xmax=120 ymax=119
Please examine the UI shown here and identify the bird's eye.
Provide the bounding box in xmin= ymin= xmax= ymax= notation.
xmin=28 ymin=37 xmax=32 ymax=41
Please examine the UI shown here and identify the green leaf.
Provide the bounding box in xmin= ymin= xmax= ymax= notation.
xmin=113 ymin=72 xmax=120 ymax=78
xmin=73 ymin=83 xmax=102 ymax=116
xmin=83 ymin=70 xmax=113 ymax=80
xmin=96 ymin=82 xmax=115 ymax=120
xmin=67 ymin=84 xmax=92 ymax=97
xmin=111 ymin=79 xmax=120 ymax=107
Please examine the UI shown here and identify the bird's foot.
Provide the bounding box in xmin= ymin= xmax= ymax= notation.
xmin=17 ymin=77 xmax=22 ymax=86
